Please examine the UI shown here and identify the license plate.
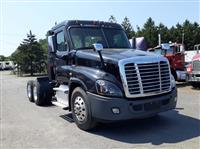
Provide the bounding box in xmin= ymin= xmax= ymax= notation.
xmin=144 ymin=101 xmax=161 ymax=111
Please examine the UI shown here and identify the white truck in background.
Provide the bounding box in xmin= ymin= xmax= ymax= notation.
xmin=185 ymin=50 xmax=198 ymax=63
xmin=0 ymin=61 xmax=14 ymax=70
xmin=0 ymin=62 xmax=5 ymax=70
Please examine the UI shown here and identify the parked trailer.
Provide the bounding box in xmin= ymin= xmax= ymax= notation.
xmin=0 ymin=61 xmax=5 ymax=70
xmin=4 ymin=61 xmax=14 ymax=70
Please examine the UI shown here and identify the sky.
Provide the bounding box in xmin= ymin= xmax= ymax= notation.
xmin=0 ymin=0 xmax=199 ymax=56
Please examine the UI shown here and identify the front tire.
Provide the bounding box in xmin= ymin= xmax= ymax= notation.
xmin=71 ymin=87 xmax=96 ymax=131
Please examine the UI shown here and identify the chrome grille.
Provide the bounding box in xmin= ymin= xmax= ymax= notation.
xmin=160 ymin=62 xmax=171 ymax=91
xmin=193 ymin=60 xmax=200 ymax=71
xmin=121 ymin=59 xmax=171 ymax=98
xmin=124 ymin=63 xmax=140 ymax=94
xmin=138 ymin=62 xmax=160 ymax=93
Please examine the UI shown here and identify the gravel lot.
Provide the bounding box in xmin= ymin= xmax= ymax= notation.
xmin=0 ymin=71 xmax=200 ymax=149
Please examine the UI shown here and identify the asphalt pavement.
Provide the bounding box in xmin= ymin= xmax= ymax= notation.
xmin=0 ymin=71 xmax=200 ymax=149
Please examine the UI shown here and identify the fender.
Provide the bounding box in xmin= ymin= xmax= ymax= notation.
xmin=67 ymin=66 xmax=123 ymax=111
xmin=69 ymin=77 xmax=88 ymax=91
xmin=68 ymin=77 xmax=88 ymax=111
xmin=69 ymin=66 xmax=123 ymax=93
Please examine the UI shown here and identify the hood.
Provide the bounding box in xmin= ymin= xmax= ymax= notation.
xmin=76 ymin=48 xmax=158 ymax=64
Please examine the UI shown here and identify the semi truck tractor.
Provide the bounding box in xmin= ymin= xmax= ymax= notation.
xmin=186 ymin=44 xmax=200 ymax=87
xmin=148 ymin=43 xmax=186 ymax=81
xmin=26 ymin=20 xmax=177 ymax=130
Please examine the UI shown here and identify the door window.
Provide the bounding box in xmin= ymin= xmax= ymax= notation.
xmin=56 ymin=31 xmax=66 ymax=51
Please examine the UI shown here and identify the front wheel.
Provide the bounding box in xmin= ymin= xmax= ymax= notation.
xmin=71 ymin=87 xmax=96 ymax=131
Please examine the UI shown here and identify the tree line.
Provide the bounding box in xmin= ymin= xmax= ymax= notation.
xmin=109 ymin=15 xmax=200 ymax=50
xmin=10 ymin=16 xmax=200 ymax=76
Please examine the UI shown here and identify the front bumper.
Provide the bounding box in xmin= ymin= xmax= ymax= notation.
xmin=186 ymin=72 xmax=200 ymax=82
xmin=87 ymin=88 xmax=177 ymax=121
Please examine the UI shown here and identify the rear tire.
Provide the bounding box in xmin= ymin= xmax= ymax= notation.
xmin=32 ymin=78 xmax=52 ymax=106
xmin=71 ymin=87 xmax=96 ymax=131
xmin=27 ymin=80 xmax=34 ymax=102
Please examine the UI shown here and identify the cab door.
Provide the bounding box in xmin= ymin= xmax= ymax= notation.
xmin=54 ymin=29 xmax=70 ymax=84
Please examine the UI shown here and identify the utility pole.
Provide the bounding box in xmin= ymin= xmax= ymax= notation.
xmin=158 ymin=34 xmax=161 ymax=46
xmin=182 ymin=32 xmax=184 ymax=45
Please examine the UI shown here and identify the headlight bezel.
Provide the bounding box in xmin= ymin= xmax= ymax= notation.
xmin=95 ymin=80 xmax=123 ymax=97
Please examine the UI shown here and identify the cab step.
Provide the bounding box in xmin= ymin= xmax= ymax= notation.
xmin=52 ymin=101 xmax=69 ymax=110
xmin=53 ymin=85 xmax=69 ymax=93
xmin=53 ymin=85 xmax=69 ymax=108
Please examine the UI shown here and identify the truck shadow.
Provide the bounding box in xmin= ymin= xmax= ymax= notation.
xmin=176 ymin=82 xmax=190 ymax=88
xmin=91 ymin=110 xmax=200 ymax=145
xmin=176 ymin=82 xmax=200 ymax=90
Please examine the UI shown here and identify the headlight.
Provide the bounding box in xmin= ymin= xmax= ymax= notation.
xmin=171 ymin=75 xmax=176 ymax=88
xmin=95 ymin=80 xmax=123 ymax=97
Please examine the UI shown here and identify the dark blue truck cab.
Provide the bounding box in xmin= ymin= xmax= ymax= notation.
xmin=27 ymin=20 xmax=177 ymax=131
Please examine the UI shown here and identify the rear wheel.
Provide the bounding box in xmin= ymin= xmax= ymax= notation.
xmin=71 ymin=87 xmax=96 ymax=131
xmin=27 ymin=80 xmax=34 ymax=102
xmin=32 ymin=78 xmax=52 ymax=106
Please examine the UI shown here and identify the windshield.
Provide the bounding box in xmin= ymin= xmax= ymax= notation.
xmin=166 ymin=48 xmax=174 ymax=54
xmin=151 ymin=47 xmax=174 ymax=55
xmin=69 ymin=27 xmax=131 ymax=49
xmin=153 ymin=49 xmax=163 ymax=55
xmin=151 ymin=48 xmax=165 ymax=55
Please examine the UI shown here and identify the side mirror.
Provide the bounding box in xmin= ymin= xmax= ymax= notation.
xmin=93 ymin=43 xmax=103 ymax=52
xmin=48 ymin=35 xmax=56 ymax=53
xmin=93 ymin=43 xmax=105 ymax=69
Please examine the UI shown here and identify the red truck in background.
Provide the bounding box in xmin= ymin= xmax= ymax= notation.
xmin=186 ymin=44 xmax=200 ymax=87
xmin=148 ymin=43 xmax=186 ymax=81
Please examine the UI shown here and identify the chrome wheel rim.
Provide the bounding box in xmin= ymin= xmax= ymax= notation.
xmin=27 ymin=84 xmax=31 ymax=98
xmin=74 ymin=96 xmax=87 ymax=122
xmin=33 ymin=86 xmax=38 ymax=102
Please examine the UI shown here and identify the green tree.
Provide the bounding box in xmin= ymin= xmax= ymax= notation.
xmin=136 ymin=17 xmax=158 ymax=48
xmin=39 ymin=38 xmax=48 ymax=52
xmin=182 ymin=20 xmax=200 ymax=50
xmin=168 ymin=20 xmax=200 ymax=50
xmin=191 ymin=22 xmax=200 ymax=49
xmin=157 ymin=23 xmax=170 ymax=43
xmin=0 ymin=55 xmax=6 ymax=61
xmin=121 ymin=16 xmax=135 ymax=39
xmin=39 ymin=38 xmax=48 ymax=59
xmin=108 ymin=15 xmax=117 ymax=23
xmin=169 ymin=23 xmax=182 ymax=44
xmin=11 ymin=30 xmax=46 ymax=76
xmin=0 ymin=55 xmax=11 ymax=61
